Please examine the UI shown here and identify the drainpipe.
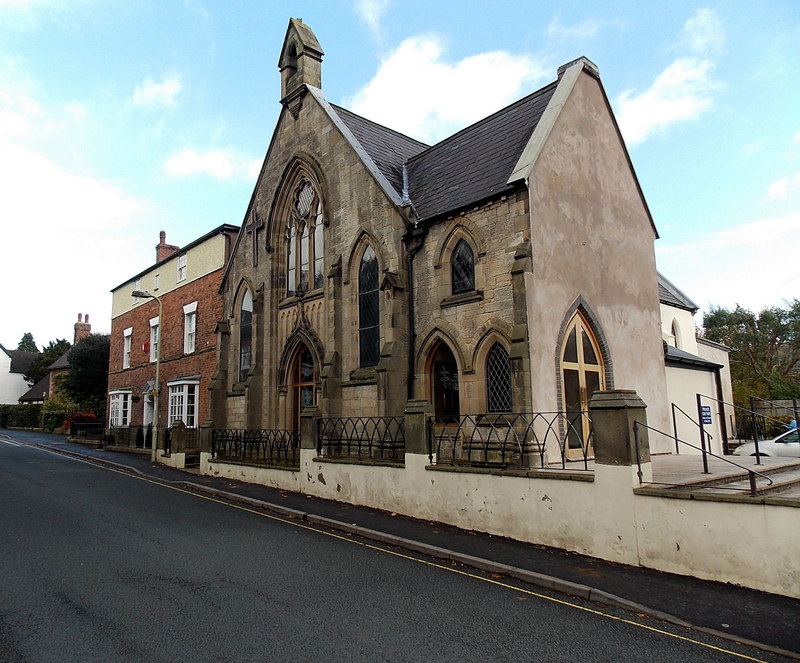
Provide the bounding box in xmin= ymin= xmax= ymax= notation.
xmin=405 ymin=225 xmax=427 ymax=401
xmin=714 ymin=366 xmax=730 ymax=455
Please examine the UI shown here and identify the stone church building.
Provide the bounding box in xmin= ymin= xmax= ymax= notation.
xmin=211 ymin=18 xmax=670 ymax=448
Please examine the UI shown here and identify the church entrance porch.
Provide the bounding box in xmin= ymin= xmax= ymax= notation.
xmin=289 ymin=345 xmax=317 ymax=433
xmin=429 ymin=342 xmax=460 ymax=421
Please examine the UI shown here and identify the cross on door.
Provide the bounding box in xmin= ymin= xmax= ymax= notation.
xmin=245 ymin=209 xmax=265 ymax=267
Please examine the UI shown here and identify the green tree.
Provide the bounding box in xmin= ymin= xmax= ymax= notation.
xmin=24 ymin=339 xmax=71 ymax=386
xmin=16 ymin=332 xmax=38 ymax=352
xmin=702 ymin=300 xmax=800 ymax=404
xmin=64 ymin=334 xmax=110 ymax=416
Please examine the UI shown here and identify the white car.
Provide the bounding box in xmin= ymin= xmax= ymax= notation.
xmin=733 ymin=428 xmax=800 ymax=458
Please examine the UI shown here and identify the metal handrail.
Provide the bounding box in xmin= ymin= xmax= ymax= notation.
xmin=633 ymin=420 xmax=773 ymax=496
xmin=698 ymin=393 xmax=798 ymax=465
xmin=670 ymin=402 xmax=713 ymax=455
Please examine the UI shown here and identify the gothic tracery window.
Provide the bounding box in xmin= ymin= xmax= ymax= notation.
xmin=287 ymin=180 xmax=324 ymax=296
xmin=358 ymin=246 xmax=380 ymax=367
xmin=451 ymin=239 xmax=475 ymax=294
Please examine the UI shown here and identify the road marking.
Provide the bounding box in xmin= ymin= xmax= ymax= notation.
xmin=0 ymin=437 xmax=22 ymax=446
xmin=11 ymin=442 xmax=777 ymax=663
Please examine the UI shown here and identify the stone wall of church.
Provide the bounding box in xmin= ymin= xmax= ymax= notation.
xmin=218 ymin=89 xmax=411 ymax=429
xmin=411 ymin=190 xmax=529 ymax=414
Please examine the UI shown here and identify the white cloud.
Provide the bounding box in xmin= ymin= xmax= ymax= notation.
xmin=164 ymin=148 xmax=259 ymax=180
xmin=765 ymin=177 xmax=789 ymax=200
xmin=355 ymin=0 xmax=389 ymax=40
xmin=793 ymin=132 xmax=800 ymax=145
xmin=616 ymin=58 xmax=716 ymax=146
xmin=132 ymin=74 xmax=182 ymax=108
xmin=615 ymin=9 xmax=724 ymax=147
xmin=764 ymin=172 xmax=800 ymax=200
xmin=680 ymin=8 xmax=725 ymax=54
xmin=0 ymin=62 xmax=159 ymax=347
xmin=346 ymin=35 xmax=549 ymax=144
xmin=656 ymin=212 xmax=800 ymax=312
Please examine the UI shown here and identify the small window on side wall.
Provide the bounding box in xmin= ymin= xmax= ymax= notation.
xmin=451 ymin=239 xmax=475 ymax=295
xmin=486 ymin=343 xmax=512 ymax=413
xmin=177 ymin=254 xmax=187 ymax=282
xmin=239 ymin=290 xmax=253 ymax=382
xmin=358 ymin=246 xmax=380 ymax=367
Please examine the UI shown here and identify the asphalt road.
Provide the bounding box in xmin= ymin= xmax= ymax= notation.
xmin=0 ymin=438 xmax=791 ymax=663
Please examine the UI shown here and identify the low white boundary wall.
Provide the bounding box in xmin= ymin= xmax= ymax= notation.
xmin=200 ymin=450 xmax=798 ymax=598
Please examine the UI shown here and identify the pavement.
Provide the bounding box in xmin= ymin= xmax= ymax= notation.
xmin=7 ymin=429 xmax=800 ymax=660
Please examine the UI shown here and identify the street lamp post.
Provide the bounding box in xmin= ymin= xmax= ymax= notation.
xmin=132 ymin=290 xmax=162 ymax=462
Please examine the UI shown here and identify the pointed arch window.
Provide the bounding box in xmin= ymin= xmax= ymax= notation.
xmin=451 ymin=239 xmax=475 ymax=294
xmin=560 ymin=312 xmax=605 ymax=457
xmin=287 ymin=180 xmax=324 ymax=296
xmin=486 ymin=343 xmax=512 ymax=413
xmin=239 ymin=289 xmax=253 ymax=383
xmin=359 ymin=246 xmax=380 ymax=367
xmin=671 ymin=319 xmax=681 ymax=348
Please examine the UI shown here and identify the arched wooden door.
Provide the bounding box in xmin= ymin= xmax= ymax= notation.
xmin=289 ymin=344 xmax=317 ymax=433
xmin=429 ymin=342 xmax=460 ymax=421
xmin=560 ymin=313 xmax=605 ymax=458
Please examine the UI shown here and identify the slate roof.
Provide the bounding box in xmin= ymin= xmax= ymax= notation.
xmin=0 ymin=344 xmax=39 ymax=375
xmin=406 ymin=82 xmax=558 ymax=221
xmin=48 ymin=352 xmax=70 ymax=371
xmin=664 ymin=344 xmax=722 ymax=370
xmin=19 ymin=374 xmax=49 ymax=403
xmin=331 ymin=104 xmax=429 ymax=197
xmin=327 ymin=80 xmax=558 ymax=223
xmin=657 ymin=272 xmax=698 ymax=312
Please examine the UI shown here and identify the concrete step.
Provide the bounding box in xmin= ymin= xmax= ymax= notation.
xmin=686 ymin=464 xmax=800 ymax=497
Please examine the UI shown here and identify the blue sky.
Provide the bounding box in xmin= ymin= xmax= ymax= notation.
xmin=1 ymin=0 xmax=798 ymax=348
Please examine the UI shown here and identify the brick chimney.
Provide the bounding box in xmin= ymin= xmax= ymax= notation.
xmin=74 ymin=313 xmax=91 ymax=343
xmin=156 ymin=230 xmax=181 ymax=263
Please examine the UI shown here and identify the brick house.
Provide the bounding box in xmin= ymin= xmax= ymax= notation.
xmin=107 ymin=226 xmax=238 ymax=443
xmin=211 ymin=19 xmax=671 ymax=448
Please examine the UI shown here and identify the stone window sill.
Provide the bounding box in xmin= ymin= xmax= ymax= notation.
xmin=440 ymin=290 xmax=483 ymax=308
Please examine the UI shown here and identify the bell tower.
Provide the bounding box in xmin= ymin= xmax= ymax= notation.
xmin=278 ymin=18 xmax=324 ymax=106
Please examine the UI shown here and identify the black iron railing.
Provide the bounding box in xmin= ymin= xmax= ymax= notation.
xmin=211 ymin=429 xmax=300 ymax=466
xmin=429 ymin=411 xmax=593 ymax=470
xmin=316 ymin=417 xmax=405 ymax=461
